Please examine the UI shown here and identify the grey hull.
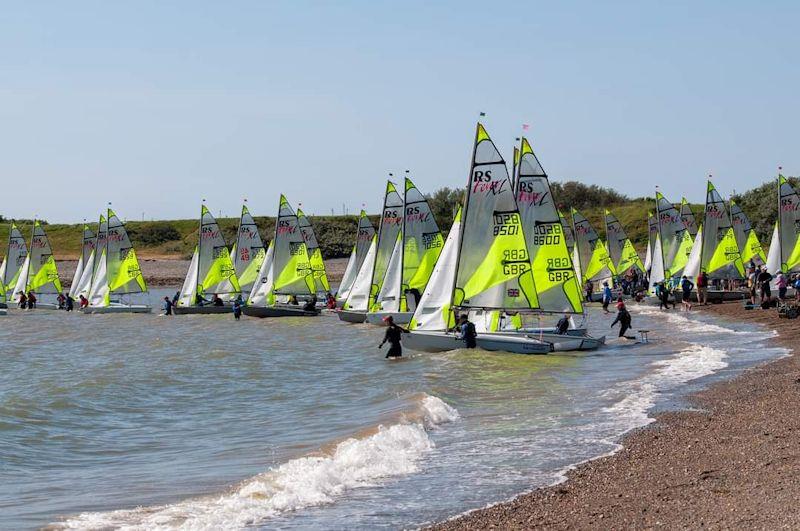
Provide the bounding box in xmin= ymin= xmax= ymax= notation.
xmin=243 ymin=306 xmax=319 ymax=318
xmin=174 ymin=305 xmax=233 ymax=315
xmin=365 ymin=311 xmax=414 ymax=326
xmin=405 ymin=330 xmax=553 ymax=355
xmin=337 ymin=310 xmax=367 ymax=323
xmin=81 ymin=305 xmax=152 ymax=314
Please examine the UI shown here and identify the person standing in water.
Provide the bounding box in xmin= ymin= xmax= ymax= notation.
xmin=232 ymin=299 xmax=242 ymax=320
xmin=697 ymin=271 xmax=709 ymax=305
xmin=601 ymin=281 xmax=612 ymax=313
xmin=610 ymin=301 xmax=632 ymax=338
xmin=457 ymin=314 xmax=477 ymax=348
xmin=172 ymin=291 xmax=180 ymax=307
xmin=379 ymin=315 xmax=409 ymax=359
xmin=162 ymin=296 xmax=173 ymax=316
xmin=680 ymin=275 xmax=694 ymax=311
xmin=65 ymin=294 xmax=74 ymax=312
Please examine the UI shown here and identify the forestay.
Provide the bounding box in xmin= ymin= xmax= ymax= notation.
xmin=453 ymin=123 xmax=538 ymax=311
xmin=515 ymin=137 xmax=582 ymax=313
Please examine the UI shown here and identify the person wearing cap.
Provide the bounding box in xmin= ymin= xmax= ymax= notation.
xmin=610 ymin=301 xmax=632 ymax=338
xmin=379 ymin=315 xmax=409 ymax=358
xmin=601 ymin=281 xmax=612 ymax=313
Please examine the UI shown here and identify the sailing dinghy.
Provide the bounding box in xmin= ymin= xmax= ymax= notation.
xmin=648 ymin=190 xmax=693 ymax=292
xmin=244 ymin=195 xmax=318 ymax=317
xmin=572 ymin=208 xmax=615 ymax=297
xmin=69 ymin=223 xmax=96 ymax=300
xmin=1 ymin=222 xmax=27 ymax=308
xmin=604 ymin=209 xmax=646 ymax=280
xmin=404 ymin=124 xmax=555 ymax=354
xmin=82 ymin=208 xmax=151 ymax=314
xmin=366 ymin=177 xmax=444 ymax=325
xmin=335 ymin=210 xmax=376 ymax=307
xmin=338 ymin=181 xmax=402 ymax=323
xmin=12 ymin=220 xmax=63 ymax=309
xmin=683 ymin=180 xmax=745 ymax=301
xmin=175 ymin=204 xmax=241 ymax=314
xmin=766 ymin=174 xmax=800 ymax=278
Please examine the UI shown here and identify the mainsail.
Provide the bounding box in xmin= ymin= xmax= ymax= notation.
xmin=680 ymin=198 xmax=699 ymax=237
xmin=695 ymin=181 xmax=744 ymax=279
xmin=370 ymin=181 xmax=403 ymax=308
xmin=453 ymin=123 xmax=538 ymax=311
xmin=178 ymin=204 xmax=240 ymax=306
xmin=69 ymin=224 xmax=95 ymax=298
xmin=13 ymin=220 xmax=62 ymax=298
xmin=75 ymin=215 xmax=107 ymax=299
xmin=297 ymin=209 xmax=330 ymax=294
xmin=2 ymin=223 xmax=28 ymax=298
xmin=336 ymin=210 xmax=376 ymax=303
xmin=515 ymin=137 xmax=582 ymax=313
xmin=655 ymin=191 xmax=693 ymax=280
xmin=572 ymin=208 xmax=615 ymax=286
xmin=341 ymin=235 xmax=377 ymax=311
xmin=729 ymin=199 xmax=766 ymax=266
xmin=604 ymin=209 xmax=645 ymax=276
xmin=232 ymin=204 xmax=266 ymax=295
xmin=88 ymin=209 xmax=148 ymax=307
xmin=769 ymin=175 xmax=800 ymax=274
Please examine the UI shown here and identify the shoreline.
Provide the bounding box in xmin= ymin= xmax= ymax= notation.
xmin=431 ymin=302 xmax=800 ymax=529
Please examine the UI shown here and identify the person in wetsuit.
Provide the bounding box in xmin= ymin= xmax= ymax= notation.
xmin=556 ymin=314 xmax=570 ymax=335
xmin=379 ymin=315 xmax=409 ymax=358
xmin=611 ymin=302 xmax=632 ymax=338
xmin=457 ymin=314 xmax=477 ymax=348
xmin=303 ymin=294 xmax=318 ymax=312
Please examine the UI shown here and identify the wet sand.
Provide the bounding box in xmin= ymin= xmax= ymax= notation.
xmin=56 ymin=258 xmax=350 ymax=288
xmin=432 ymin=301 xmax=800 ymax=529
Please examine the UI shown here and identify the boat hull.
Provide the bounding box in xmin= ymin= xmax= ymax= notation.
xmin=81 ymin=304 xmax=152 ymax=314
xmin=242 ymin=306 xmax=319 ymax=318
xmin=672 ymin=289 xmax=747 ymax=304
xmin=365 ymin=311 xmax=414 ymax=326
xmin=405 ymin=330 xmax=553 ymax=355
xmin=173 ymin=305 xmax=232 ymax=315
xmin=337 ymin=310 xmax=367 ymax=323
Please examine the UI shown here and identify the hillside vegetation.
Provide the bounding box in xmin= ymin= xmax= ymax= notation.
xmin=0 ymin=177 xmax=794 ymax=260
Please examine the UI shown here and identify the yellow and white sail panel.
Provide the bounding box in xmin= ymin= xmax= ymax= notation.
xmin=656 ymin=191 xmax=692 ymax=279
xmin=297 ymin=209 xmax=330 ymax=294
xmin=572 ymin=208 xmax=615 ymax=284
xmin=247 ymin=240 xmax=275 ymax=306
xmin=730 ymin=200 xmax=766 ymax=266
xmin=273 ymin=195 xmax=314 ymax=296
xmin=453 ymin=123 xmax=538 ymax=311
xmin=2 ymin=223 xmax=27 ymax=297
xmin=232 ymin=204 xmax=266 ymax=295
xmin=698 ymin=181 xmax=744 ymax=279
xmin=342 ymin=235 xmax=377 ymax=311
xmin=515 ymin=137 xmax=582 ymax=313
xmin=604 ymin=209 xmax=645 ymax=276
xmin=776 ymin=175 xmax=800 ymax=273
xmin=370 ymin=181 xmax=404 ymax=306
xmin=106 ymin=209 xmax=147 ymax=297
xmin=14 ymin=220 xmax=62 ymax=297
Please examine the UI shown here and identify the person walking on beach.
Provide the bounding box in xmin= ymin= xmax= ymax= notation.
xmin=457 ymin=314 xmax=478 ymax=348
xmin=610 ymin=302 xmax=632 ymax=338
xmin=162 ymin=296 xmax=173 ymax=316
xmin=584 ymin=279 xmax=594 ymax=302
xmin=379 ymin=315 xmax=409 ymax=359
xmin=232 ymin=299 xmax=242 ymax=320
xmin=757 ymin=267 xmax=773 ymax=304
xmin=601 ymin=281 xmax=612 ymax=313
xmin=697 ymin=271 xmax=709 ymax=305
xmin=680 ymin=275 xmax=694 ymax=311
xmin=775 ymin=271 xmax=788 ymax=300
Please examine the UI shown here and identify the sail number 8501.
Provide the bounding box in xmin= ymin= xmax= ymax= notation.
xmin=493 ymin=212 xmax=520 ymax=236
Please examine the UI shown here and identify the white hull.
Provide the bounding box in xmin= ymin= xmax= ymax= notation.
xmin=405 ymin=330 xmax=553 ymax=355
xmin=365 ymin=311 xmax=414 ymax=326
xmin=82 ymin=304 xmax=152 ymax=314
xmin=337 ymin=310 xmax=367 ymax=323
xmin=14 ymin=302 xmax=60 ymax=310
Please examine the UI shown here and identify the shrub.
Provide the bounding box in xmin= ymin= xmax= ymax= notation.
xmin=128 ymin=222 xmax=181 ymax=246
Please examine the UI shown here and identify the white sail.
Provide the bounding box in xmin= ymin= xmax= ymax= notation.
xmin=12 ymin=255 xmax=31 ymax=301
xmin=248 ymin=240 xmax=275 ymax=306
xmin=88 ymin=249 xmax=109 ymax=306
xmin=2 ymin=223 xmax=28 ymax=297
xmin=644 ymin=238 xmax=652 ymax=274
xmin=73 ymin=249 xmax=96 ymax=298
xmin=369 ymin=182 xmax=404 ymax=309
xmin=178 ymin=247 xmax=200 ymax=307
xmin=649 ymin=233 xmax=665 ymax=291
xmin=70 ymin=224 xmax=96 ymax=298
xmin=699 ymin=181 xmax=744 ymax=279
xmin=683 ymin=225 xmax=703 ymax=279
xmin=337 ymin=211 xmax=377 ymax=303
xmin=409 ymin=208 xmax=462 ymax=331
xmin=69 ymin=256 xmax=84 ymax=299
xmin=766 ymin=223 xmax=780 ymax=275
xmin=342 ymin=236 xmax=377 ymax=312
xmin=373 ymin=233 xmax=403 ymax=312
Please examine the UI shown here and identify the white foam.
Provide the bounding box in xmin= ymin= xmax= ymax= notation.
xmin=55 ymin=395 xmax=458 ymax=530
xmin=604 ymin=344 xmax=729 ymax=427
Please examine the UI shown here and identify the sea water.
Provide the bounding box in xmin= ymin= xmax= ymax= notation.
xmin=0 ymin=291 xmax=787 ymax=529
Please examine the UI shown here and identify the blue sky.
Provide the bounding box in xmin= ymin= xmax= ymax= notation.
xmin=1 ymin=1 xmax=797 ymax=223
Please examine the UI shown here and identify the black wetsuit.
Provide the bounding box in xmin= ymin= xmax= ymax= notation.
xmin=460 ymin=321 xmax=477 ymax=348
xmin=611 ymin=308 xmax=632 ymax=337
xmin=383 ymin=324 xmax=404 ymax=358
xmin=556 ymin=317 xmax=570 ymax=335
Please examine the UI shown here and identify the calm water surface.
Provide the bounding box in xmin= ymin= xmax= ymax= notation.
xmin=0 ymin=290 xmax=786 ymax=529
